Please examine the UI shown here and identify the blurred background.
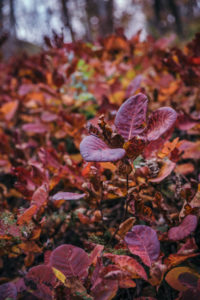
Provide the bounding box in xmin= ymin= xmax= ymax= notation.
xmin=0 ymin=0 xmax=200 ymax=58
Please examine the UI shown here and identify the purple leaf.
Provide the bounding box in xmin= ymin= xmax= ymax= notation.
xmin=22 ymin=123 xmax=48 ymax=134
xmin=15 ymin=278 xmax=26 ymax=294
xmin=125 ymin=75 xmax=143 ymax=98
xmin=25 ymin=265 xmax=56 ymax=300
xmin=168 ymin=215 xmax=198 ymax=241
xmin=80 ymin=135 xmax=125 ymax=162
xmin=91 ymin=278 xmax=118 ymax=300
xmin=146 ymin=107 xmax=177 ymax=141
xmin=179 ymin=289 xmax=200 ymax=300
xmin=0 ymin=282 xmax=17 ymax=300
xmin=51 ymin=192 xmax=86 ymax=201
xmin=50 ymin=244 xmax=90 ymax=280
xmin=26 ymin=265 xmax=56 ymax=286
xmin=176 ymin=111 xmax=200 ymax=131
xmin=178 ymin=272 xmax=199 ymax=289
xmin=114 ymin=93 xmax=148 ymax=141
xmin=124 ymin=225 xmax=160 ymax=267
xmin=41 ymin=111 xmax=58 ymax=122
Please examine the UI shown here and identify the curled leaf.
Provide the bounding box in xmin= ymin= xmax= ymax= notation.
xmin=168 ymin=215 xmax=198 ymax=241
xmin=149 ymin=160 xmax=176 ymax=183
xmin=125 ymin=74 xmax=143 ymax=98
xmin=146 ymin=107 xmax=177 ymax=141
xmin=31 ymin=183 xmax=49 ymax=208
xmin=117 ymin=217 xmax=136 ymax=239
xmin=80 ymin=135 xmax=125 ymax=162
xmin=51 ymin=192 xmax=86 ymax=201
xmin=177 ymin=111 xmax=200 ymax=131
xmin=104 ymin=253 xmax=148 ymax=280
xmin=125 ymin=225 xmax=160 ymax=267
xmin=89 ymin=244 xmax=104 ymax=266
xmin=114 ymin=93 xmax=148 ymax=141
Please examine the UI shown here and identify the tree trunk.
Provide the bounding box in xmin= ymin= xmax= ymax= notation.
xmin=167 ymin=0 xmax=183 ymax=36
xmin=9 ymin=0 xmax=16 ymax=36
xmin=61 ymin=0 xmax=75 ymax=41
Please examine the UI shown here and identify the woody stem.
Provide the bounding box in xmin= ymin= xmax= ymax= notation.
xmin=123 ymin=174 xmax=129 ymax=221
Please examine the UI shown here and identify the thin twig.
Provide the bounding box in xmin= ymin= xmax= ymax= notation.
xmin=107 ymin=174 xmax=129 ymax=245
xmin=98 ymin=181 xmax=108 ymax=230
xmin=123 ymin=174 xmax=129 ymax=221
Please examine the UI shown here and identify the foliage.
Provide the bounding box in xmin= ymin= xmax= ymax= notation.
xmin=0 ymin=31 xmax=200 ymax=299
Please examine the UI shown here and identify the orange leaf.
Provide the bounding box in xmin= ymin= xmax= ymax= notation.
xmin=17 ymin=205 xmax=37 ymax=225
xmin=117 ymin=217 xmax=136 ymax=239
xmin=165 ymin=267 xmax=200 ymax=291
xmin=164 ymin=253 xmax=200 ymax=268
xmin=19 ymin=241 xmax=42 ymax=254
xmin=0 ymin=100 xmax=19 ymax=121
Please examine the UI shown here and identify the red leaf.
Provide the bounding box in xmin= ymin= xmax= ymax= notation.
xmin=168 ymin=215 xmax=198 ymax=241
xmin=51 ymin=191 xmax=86 ymax=201
xmin=101 ymin=264 xmax=130 ymax=280
xmin=80 ymin=135 xmax=125 ymax=162
xmin=89 ymin=244 xmax=104 ymax=266
xmin=119 ymin=278 xmax=136 ymax=289
xmin=0 ymin=282 xmax=17 ymax=300
xmin=146 ymin=107 xmax=177 ymax=141
xmin=50 ymin=244 xmax=90 ymax=280
xmin=124 ymin=225 xmax=160 ymax=267
xmin=31 ymin=183 xmax=49 ymax=208
xmin=44 ymin=250 xmax=52 ymax=265
xmin=114 ymin=93 xmax=148 ymax=141
xmin=91 ymin=278 xmax=118 ymax=300
xmin=104 ymin=253 xmax=148 ymax=280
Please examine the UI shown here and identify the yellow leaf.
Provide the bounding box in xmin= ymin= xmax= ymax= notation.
xmin=52 ymin=267 xmax=66 ymax=284
xmin=109 ymin=91 xmax=125 ymax=105
xmin=126 ymin=70 xmax=136 ymax=80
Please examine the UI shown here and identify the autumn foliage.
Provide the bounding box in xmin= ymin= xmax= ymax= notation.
xmin=0 ymin=31 xmax=200 ymax=299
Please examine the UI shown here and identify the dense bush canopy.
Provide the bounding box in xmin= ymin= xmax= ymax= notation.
xmin=0 ymin=31 xmax=200 ymax=299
